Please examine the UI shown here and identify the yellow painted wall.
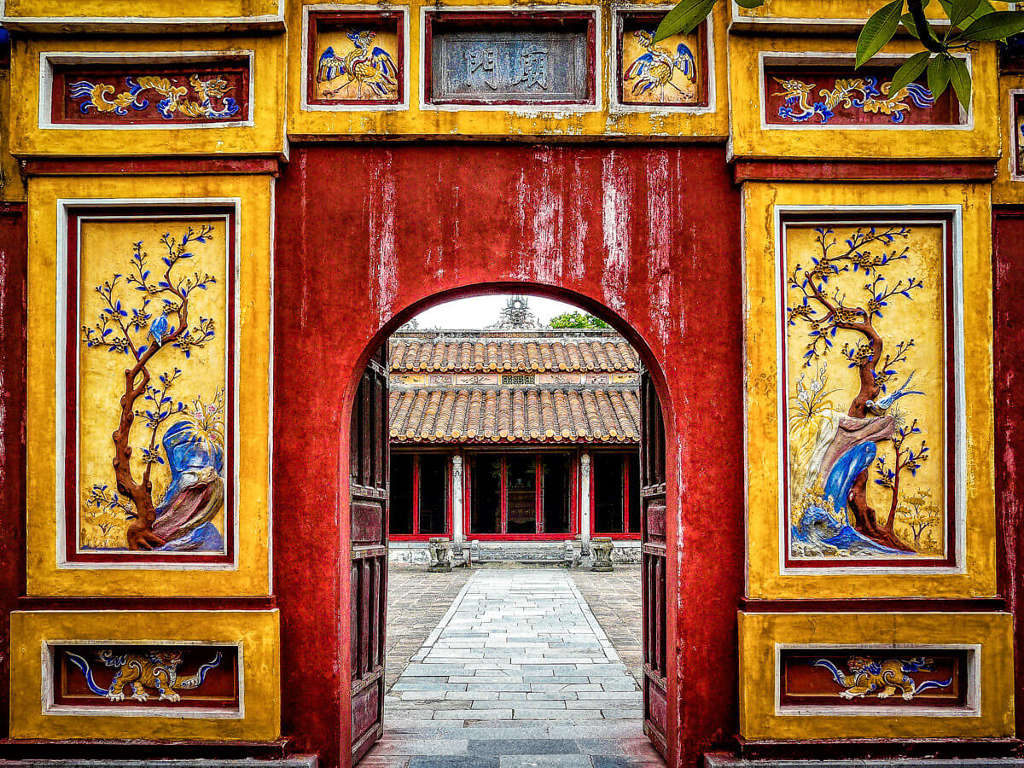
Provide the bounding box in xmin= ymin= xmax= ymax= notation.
xmin=730 ymin=0 xmax=1012 ymax=28
xmin=287 ymin=0 xmax=731 ymax=139
xmin=0 ymin=61 xmax=26 ymax=202
xmin=739 ymin=611 xmax=1015 ymax=740
xmin=10 ymin=610 xmax=280 ymax=740
xmin=729 ymin=35 xmax=1000 ymax=161
xmin=8 ymin=35 xmax=286 ymax=159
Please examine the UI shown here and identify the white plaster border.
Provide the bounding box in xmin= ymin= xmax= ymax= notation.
xmin=728 ymin=0 xmax=1018 ymax=29
xmin=773 ymin=205 xmax=967 ymax=577
xmin=55 ymin=198 xmax=243 ymax=571
xmin=773 ymin=640 xmax=982 ymax=718
xmin=1 ymin=0 xmax=284 ymax=29
xmin=418 ymin=5 xmax=603 ymax=114
xmin=38 ymin=50 xmax=256 ymax=131
xmin=300 ymin=4 xmax=412 ymax=113
xmin=607 ymin=5 xmax=716 ymax=116
xmin=41 ymin=637 xmax=245 ymax=719
xmin=758 ymin=51 xmax=974 ymax=131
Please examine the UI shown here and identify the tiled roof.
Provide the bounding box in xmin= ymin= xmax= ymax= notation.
xmin=389 ymin=387 xmax=640 ymax=444
xmin=389 ymin=337 xmax=638 ymax=373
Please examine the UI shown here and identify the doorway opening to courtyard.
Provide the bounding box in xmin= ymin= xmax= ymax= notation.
xmin=347 ymin=290 xmax=669 ymax=768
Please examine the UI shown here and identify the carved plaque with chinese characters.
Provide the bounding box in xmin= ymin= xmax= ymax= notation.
xmin=428 ymin=19 xmax=592 ymax=104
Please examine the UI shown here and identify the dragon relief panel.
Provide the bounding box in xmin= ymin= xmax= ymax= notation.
xmin=52 ymin=61 xmax=249 ymax=125
xmin=69 ymin=213 xmax=234 ymax=563
xmin=617 ymin=13 xmax=706 ymax=108
xmin=780 ymin=649 xmax=968 ymax=710
xmin=53 ymin=645 xmax=238 ymax=710
xmin=764 ymin=65 xmax=963 ymax=126
xmin=308 ymin=12 xmax=403 ymax=105
xmin=782 ymin=220 xmax=955 ymax=567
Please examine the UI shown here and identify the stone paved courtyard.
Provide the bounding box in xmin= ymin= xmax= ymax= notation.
xmin=364 ymin=566 xmax=663 ymax=768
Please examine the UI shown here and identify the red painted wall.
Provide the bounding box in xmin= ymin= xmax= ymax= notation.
xmin=0 ymin=203 xmax=26 ymax=738
xmin=273 ymin=144 xmax=745 ymax=768
xmin=993 ymin=209 xmax=1024 ymax=736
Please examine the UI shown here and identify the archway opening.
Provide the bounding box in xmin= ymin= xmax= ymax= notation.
xmin=346 ymin=289 xmax=669 ymax=767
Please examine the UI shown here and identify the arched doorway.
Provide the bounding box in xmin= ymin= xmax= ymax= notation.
xmin=346 ymin=289 xmax=670 ymax=764
xmin=272 ymin=143 xmax=744 ymax=768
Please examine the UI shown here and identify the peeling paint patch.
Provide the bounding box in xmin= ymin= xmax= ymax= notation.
xmin=600 ymin=151 xmax=631 ymax=314
xmin=367 ymin=152 xmax=398 ymax=326
xmin=646 ymin=152 xmax=672 ymax=346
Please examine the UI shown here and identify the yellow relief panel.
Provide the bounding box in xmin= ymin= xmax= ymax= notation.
xmin=618 ymin=19 xmax=703 ymax=107
xmin=313 ymin=24 xmax=402 ymax=103
xmin=9 ymin=610 xmax=280 ymax=741
xmin=26 ymin=174 xmax=272 ymax=597
xmin=784 ymin=223 xmax=948 ymax=564
xmin=7 ymin=35 xmax=285 ymax=158
xmin=728 ymin=35 xmax=1000 ymax=161
xmin=738 ymin=611 xmax=1014 ymax=740
xmin=744 ymin=182 xmax=995 ymax=599
xmin=76 ymin=217 xmax=230 ymax=557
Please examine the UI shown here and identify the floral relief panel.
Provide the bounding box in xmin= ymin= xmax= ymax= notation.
xmin=782 ymin=217 xmax=955 ymax=568
xmin=68 ymin=211 xmax=234 ymax=564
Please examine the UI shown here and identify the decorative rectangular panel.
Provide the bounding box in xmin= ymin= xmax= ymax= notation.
xmin=779 ymin=649 xmax=969 ymax=710
xmin=780 ymin=214 xmax=958 ymax=570
xmin=738 ymin=612 xmax=1011 ymax=740
xmin=763 ymin=62 xmax=963 ymax=126
xmin=52 ymin=644 xmax=239 ymax=712
xmin=65 ymin=208 xmax=236 ymax=565
xmin=306 ymin=11 xmax=405 ymax=106
xmin=51 ymin=59 xmax=250 ymax=125
xmin=616 ymin=12 xmax=707 ymax=108
xmin=426 ymin=12 xmax=595 ymax=105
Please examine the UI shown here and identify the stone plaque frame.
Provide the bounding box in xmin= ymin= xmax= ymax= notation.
xmin=424 ymin=10 xmax=597 ymax=106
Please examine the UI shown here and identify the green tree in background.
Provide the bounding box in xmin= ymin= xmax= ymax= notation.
xmin=549 ymin=311 xmax=611 ymax=329
xmin=655 ymin=0 xmax=1024 ymax=106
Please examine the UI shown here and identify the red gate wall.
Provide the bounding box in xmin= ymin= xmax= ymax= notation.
xmin=272 ymin=143 xmax=745 ymax=768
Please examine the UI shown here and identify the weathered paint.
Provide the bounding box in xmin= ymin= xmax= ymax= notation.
xmin=273 ymin=143 xmax=744 ymax=768
xmin=992 ymin=210 xmax=1024 ymax=736
xmin=730 ymin=0 xmax=1012 ymax=27
xmin=0 ymin=204 xmax=27 ymax=739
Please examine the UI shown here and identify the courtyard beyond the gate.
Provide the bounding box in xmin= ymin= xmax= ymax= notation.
xmin=365 ymin=566 xmax=663 ymax=768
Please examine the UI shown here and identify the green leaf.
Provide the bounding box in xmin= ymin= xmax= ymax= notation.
xmin=888 ymin=51 xmax=932 ymax=96
xmin=927 ymin=54 xmax=953 ymax=98
xmin=901 ymin=12 xmax=922 ymax=38
xmin=961 ymin=10 xmax=1024 ymax=40
xmin=949 ymin=55 xmax=971 ymax=107
xmin=856 ymin=0 xmax=905 ymax=69
xmin=946 ymin=0 xmax=982 ymax=27
xmin=734 ymin=0 xmax=765 ymax=6
xmin=654 ymin=0 xmax=717 ymax=42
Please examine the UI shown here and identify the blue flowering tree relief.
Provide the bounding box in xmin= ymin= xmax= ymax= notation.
xmin=79 ymin=225 xmax=225 ymax=552
xmin=786 ymin=225 xmax=930 ymax=555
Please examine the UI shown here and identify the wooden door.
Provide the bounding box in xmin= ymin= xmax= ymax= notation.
xmin=350 ymin=347 xmax=389 ymax=764
xmin=639 ymin=369 xmax=668 ymax=758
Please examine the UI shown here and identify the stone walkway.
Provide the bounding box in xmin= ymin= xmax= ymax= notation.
xmin=364 ymin=568 xmax=664 ymax=768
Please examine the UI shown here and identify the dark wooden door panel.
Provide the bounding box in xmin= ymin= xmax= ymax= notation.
xmin=351 ymin=349 xmax=389 ymax=765
xmin=640 ymin=371 xmax=668 ymax=759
